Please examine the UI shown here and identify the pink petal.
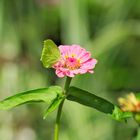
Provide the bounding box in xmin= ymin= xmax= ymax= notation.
xmin=81 ymin=59 xmax=97 ymax=69
xmin=72 ymin=69 xmax=80 ymax=74
xmin=80 ymin=52 xmax=91 ymax=63
xmin=66 ymin=70 xmax=75 ymax=77
xmin=88 ymin=70 xmax=94 ymax=73
xmin=56 ymin=70 xmax=65 ymax=77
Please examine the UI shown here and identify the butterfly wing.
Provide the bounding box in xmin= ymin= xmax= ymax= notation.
xmin=40 ymin=39 xmax=61 ymax=68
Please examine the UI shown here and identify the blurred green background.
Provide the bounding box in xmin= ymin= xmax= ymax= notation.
xmin=0 ymin=0 xmax=140 ymax=140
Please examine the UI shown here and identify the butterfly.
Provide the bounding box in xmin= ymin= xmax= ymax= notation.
xmin=40 ymin=39 xmax=61 ymax=68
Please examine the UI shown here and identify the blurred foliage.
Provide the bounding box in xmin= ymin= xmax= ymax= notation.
xmin=0 ymin=0 xmax=140 ymax=140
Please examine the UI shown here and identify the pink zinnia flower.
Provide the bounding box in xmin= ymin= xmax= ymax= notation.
xmin=53 ymin=45 xmax=97 ymax=77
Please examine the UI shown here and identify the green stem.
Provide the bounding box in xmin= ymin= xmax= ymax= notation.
xmin=54 ymin=77 xmax=72 ymax=140
xmin=64 ymin=77 xmax=72 ymax=94
xmin=54 ymin=100 xmax=64 ymax=140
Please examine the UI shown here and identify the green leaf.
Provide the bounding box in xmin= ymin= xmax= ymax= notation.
xmin=67 ymin=86 xmax=133 ymax=121
xmin=43 ymin=97 xmax=64 ymax=119
xmin=111 ymin=106 xmax=132 ymax=121
xmin=40 ymin=39 xmax=61 ymax=68
xmin=0 ymin=86 xmax=63 ymax=110
xmin=67 ymin=86 xmax=114 ymax=114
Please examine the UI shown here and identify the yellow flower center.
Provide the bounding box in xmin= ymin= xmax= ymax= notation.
xmin=65 ymin=57 xmax=81 ymax=70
